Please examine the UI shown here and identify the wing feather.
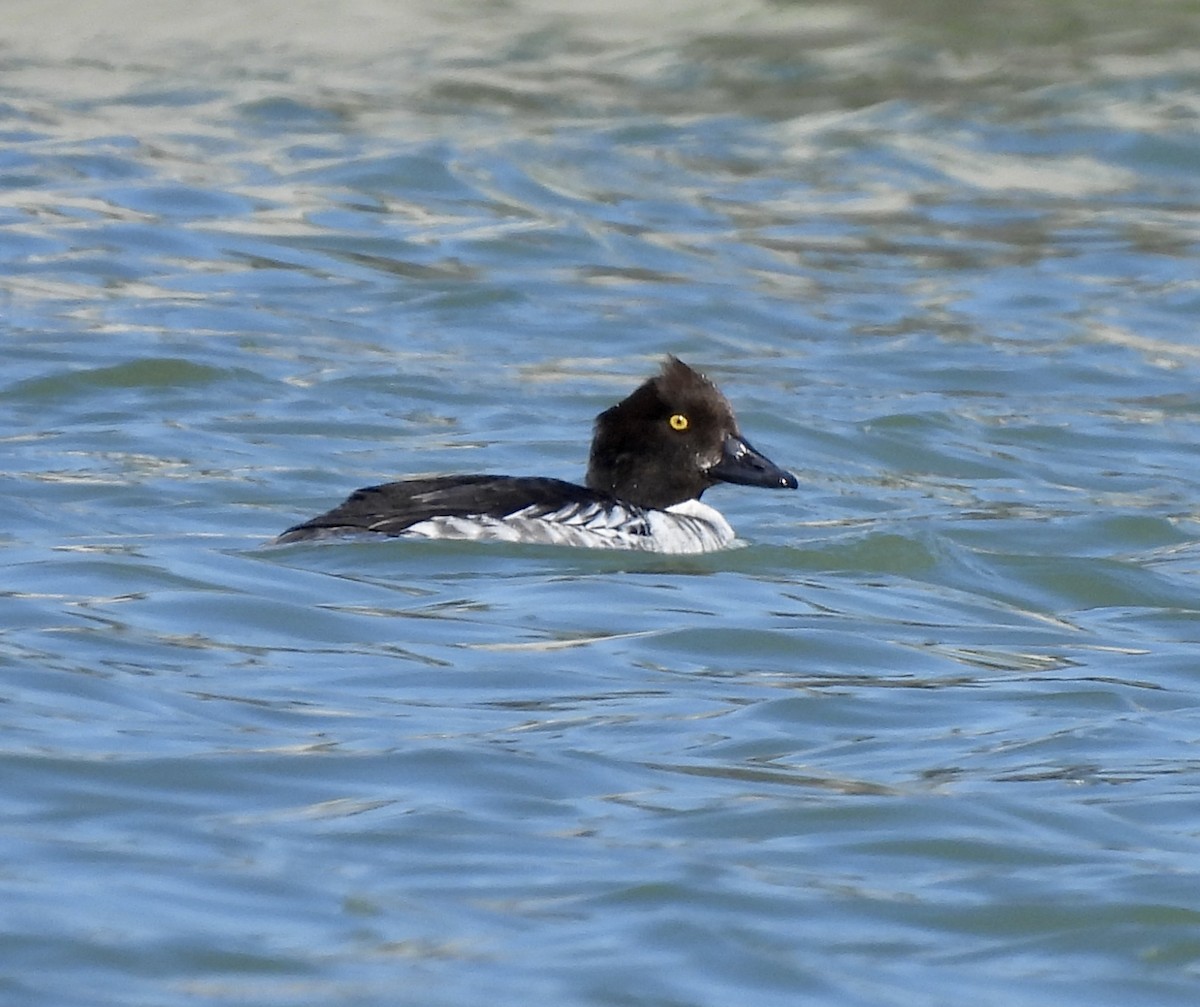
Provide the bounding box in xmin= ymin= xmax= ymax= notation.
xmin=275 ymin=475 xmax=639 ymax=544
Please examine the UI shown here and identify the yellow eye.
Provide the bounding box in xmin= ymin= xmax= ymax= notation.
xmin=668 ymin=413 xmax=689 ymax=431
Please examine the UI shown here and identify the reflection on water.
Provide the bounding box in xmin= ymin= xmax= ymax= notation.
xmin=4 ymin=2 xmax=1200 ymax=1006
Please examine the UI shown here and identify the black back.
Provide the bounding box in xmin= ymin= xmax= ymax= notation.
xmin=275 ymin=475 xmax=615 ymax=543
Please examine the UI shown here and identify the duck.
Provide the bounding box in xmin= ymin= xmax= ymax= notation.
xmin=275 ymin=356 xmax=796 ymax=553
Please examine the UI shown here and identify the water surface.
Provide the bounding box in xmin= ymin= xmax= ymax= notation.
xmin=3 ymin=2 xmax=1200 ymax=1005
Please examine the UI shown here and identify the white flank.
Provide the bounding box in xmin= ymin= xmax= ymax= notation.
xmin=403 ymin=498 xmax=735 ymax=554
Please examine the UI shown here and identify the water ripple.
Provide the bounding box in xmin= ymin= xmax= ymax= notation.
xmin=4 ymin=3 xmax=1200 ymax=1006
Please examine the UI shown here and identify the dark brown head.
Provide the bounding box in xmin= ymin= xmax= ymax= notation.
xmin=585 ymin=356 xmax=797 ymax=509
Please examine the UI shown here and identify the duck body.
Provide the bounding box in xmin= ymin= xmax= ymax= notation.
xmin=275 ymin=358 xmax=796 ymax=553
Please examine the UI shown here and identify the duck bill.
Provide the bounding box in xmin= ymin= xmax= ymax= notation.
xmin=708 ymin=434 xmax=798 ymax=490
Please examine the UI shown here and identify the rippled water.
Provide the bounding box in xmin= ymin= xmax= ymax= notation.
xmin=4 ymin=2 xmax=1200 ymax=1005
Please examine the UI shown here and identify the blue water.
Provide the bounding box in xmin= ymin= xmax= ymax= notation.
xmin=4 ymin=2 xmax=1200 ymax=1005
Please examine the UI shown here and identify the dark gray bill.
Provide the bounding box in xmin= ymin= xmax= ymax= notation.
xmin=709 ymin=434 xmax=798 ymax=490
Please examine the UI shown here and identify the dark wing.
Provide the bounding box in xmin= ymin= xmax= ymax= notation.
xmin=275 ymin=475 xmax=611 ymax=543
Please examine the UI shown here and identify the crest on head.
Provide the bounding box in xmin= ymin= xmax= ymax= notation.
xmin=585 ymin=356 xmax=741 ymax=508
